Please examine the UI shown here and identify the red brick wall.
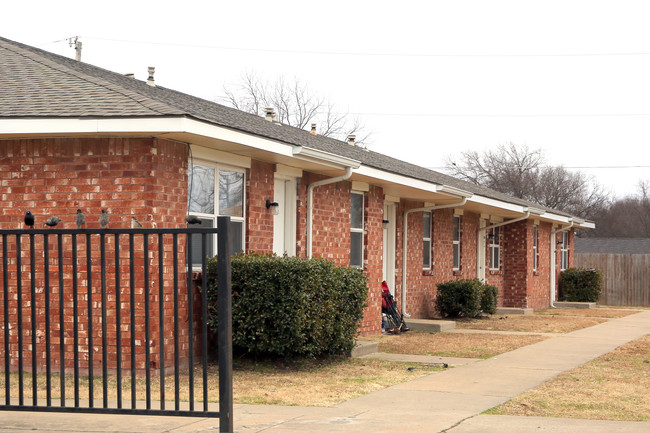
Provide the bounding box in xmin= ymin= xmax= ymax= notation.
xmin=393 ymin=204 xmax=481 ymax=319
xmin=293 ymin=174 xmax=383 ymax=335
xmin=527 ymin=221 xmax=552 ymax=309
xmin=305 ymin=172 xmax=352 ymax=263
xmin=0 ymin=137 xmax=190 ymax=374
xmin=246 ymin=160 xmax=274 ymax=253
xmin=358 ymin=185 xmax=383 ymax=335
xmin=501 ymin=220 xmax=529 ymax=308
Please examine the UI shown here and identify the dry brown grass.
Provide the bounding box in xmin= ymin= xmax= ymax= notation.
xmin=0 ymin=357 xmax=444 ymax=407
xmin=361 ymin=332 xmax=548 ymax=359
xmin=455 ymin=314 xmax=607 ymax=333
xmin=488 ymin=334 xmax=650 ymax=421
xmin=535 ymin=308 xmax=640 ymax=319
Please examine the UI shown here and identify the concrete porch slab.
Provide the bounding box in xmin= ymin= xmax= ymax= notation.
xmin=554 ymin=301 xmax=596 ymax=309
xmin=495 ymin=307 xmax=534 ymax=315
xmin=405 ymin=318 xmax=456 ymax=332
xmin=350 ymin=340 xmax=378 ymax=357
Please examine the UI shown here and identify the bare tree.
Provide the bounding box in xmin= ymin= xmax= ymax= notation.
xmin=445 ymin=143 xmax=610 ymax=219
xmin=589 ymin=180 xmax=650 ymax=237
xmin=221 ymin=72 xmax=371 ymax=145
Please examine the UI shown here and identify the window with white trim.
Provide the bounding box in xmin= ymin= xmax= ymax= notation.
xmin=560 ymin=231 xmax=569 ymax=270
xmin=488 ymin=226 xmax=500 ymax=270
xmin=423 ymin=212 xmax=432 ymax=269
xmin=188 ymin=162 xmax=245 ymax=266
xmin=452 ymin=216 xmax=461 ymax=270
xmin=350 ymin=192 xmax=364 ymax=268
xmin=533 ymin=225 xmax=539 ymax=271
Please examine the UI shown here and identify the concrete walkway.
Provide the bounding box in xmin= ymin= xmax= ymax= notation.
xmin=2 ymin=311 xmax=649 ymax=432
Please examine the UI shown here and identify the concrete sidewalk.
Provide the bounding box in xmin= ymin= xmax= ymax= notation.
xmin=1 ymin=310 xmax=649 ymax=432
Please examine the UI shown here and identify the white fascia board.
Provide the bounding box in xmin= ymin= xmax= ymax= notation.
xmin=437 ymin=185 xmax=474 ymax=198
xmin=467 ymin=194 xmax=526 ymax=214
xmin=354 ymin=166 xmax=442 ymax=195
xmin=0 ymin=117 xmax=296 ymax=157
xmin=292 ymin=147 xmax=361 ymax=169
xmin=470 ymin=194 xmax=587 ymax=226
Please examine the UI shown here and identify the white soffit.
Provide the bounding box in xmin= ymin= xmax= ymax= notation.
xmin=351 ymin=181 xmax=370 ymax=192
xmin=275 ymin=164 xmax=303 ymax=178
xmin=292 ymin=147 xmax=361 ymax=169
xmin=354 ymin=166 xmax=441 ymax=195
xmin=191 ymin=145 xmax=251 ymax=168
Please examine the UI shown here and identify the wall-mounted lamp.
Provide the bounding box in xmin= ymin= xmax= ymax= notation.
xmin=266 ymin=200 xmax=280 ymax=215
xmin=556 ymin=240 xmax=564 ymax=245
xmin=382 ymin=219 xmax=390 ymax=229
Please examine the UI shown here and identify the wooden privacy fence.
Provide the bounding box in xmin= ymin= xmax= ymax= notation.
xmin=575 ymin=253 xmax=650 ymax=306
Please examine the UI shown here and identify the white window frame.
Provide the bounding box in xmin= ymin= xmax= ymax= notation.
xmin=560 ymin=231 xmax=569 ymax=271
xmin=423 ymin=212 xmax=432 ymax=270
xmin=488 ymin=226 xmax=500 ymax=271
xmin=533 ymin=225 xmax=539 ymax=271
xmin=188 ymin=160 xmax=246 ymax=265
xmin=350 ymin=191 xmax=364 ymax=268
xmin=453 ymin=215 xmax=461 ymax=271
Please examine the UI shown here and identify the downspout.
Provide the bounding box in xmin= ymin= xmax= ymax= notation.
xmin=476 ymin=211 xmax=531 ymax=308
xmin=401 ymin=197 xmax=468 ymax=317
xmin=549 ymin=220 xmax=575 ymax=308
xmin=477 ymin=211 xmax=532 ymax=279
xmin=307 ymin=166 xmax=354 ymax=258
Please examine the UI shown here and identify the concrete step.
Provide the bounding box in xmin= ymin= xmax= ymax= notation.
xmin=350 ymin=340 xmax=378 ymax=357
xmin=554 ymin=301 xmax=596 ymax=309
xmin=495 ymin=307 xmax=534 ymax=315
xmin=404 ymin=318 xmax=456 ymax=332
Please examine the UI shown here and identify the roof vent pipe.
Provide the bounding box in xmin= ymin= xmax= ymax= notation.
xmin=265 ymin=107 xmax=276 ymax=122
xmin=147 ymin=67 xmax=156 ymax=87
xmin=311 ymin=123 xmax=317 ymax=135
xmin=347 ymin=134 xmax=356 ymax=146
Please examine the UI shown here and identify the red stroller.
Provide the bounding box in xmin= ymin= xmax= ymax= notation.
xmin=381 ymin=281 xmax=410 ymax=334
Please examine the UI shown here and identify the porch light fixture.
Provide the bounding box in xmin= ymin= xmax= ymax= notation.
xmin=382 ymin=219 xmax=390 ymax=229
xmin=266 ymin=200 xmax=280 ymax=215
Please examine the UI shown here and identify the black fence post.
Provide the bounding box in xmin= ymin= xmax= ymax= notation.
xmin=217 ymin=216 xmax=233 ymax=433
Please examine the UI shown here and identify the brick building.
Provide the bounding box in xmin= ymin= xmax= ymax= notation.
xmin=0 ymin=36 xmax=592 ymax=371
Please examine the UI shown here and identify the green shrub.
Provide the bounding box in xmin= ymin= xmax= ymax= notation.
xmin=205 ymin=253 xmax=368 ymax=358
xmin=559 ymin=268 xmax=603 ymax=302
xmin=480 ymin=284 xmax=498 ymax=314
xmin=435 ymin=278 xmax=499 ymax=318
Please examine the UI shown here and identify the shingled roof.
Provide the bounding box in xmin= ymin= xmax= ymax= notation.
xmin=0 ymin=36 xmax=579 ymax=219
xmin=575 ymin=238 xmax=650 ymax=255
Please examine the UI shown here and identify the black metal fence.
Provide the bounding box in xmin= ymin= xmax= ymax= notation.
xmin=0 ymin=216 xmax=233 ymax=432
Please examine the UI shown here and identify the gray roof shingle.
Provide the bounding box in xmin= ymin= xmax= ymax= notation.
xmin=0 ymin=36 xmax=578 ymax=218
xmin=575 ymin=238 xmax=650 ymax=255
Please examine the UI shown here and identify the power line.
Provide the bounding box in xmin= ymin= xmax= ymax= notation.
xmin=348 ymin=112 xmax=650 ymax=118
xmin=427 ymin=165 xmax=650 ymax=170
xmin=45 ymin=36 xmax=650 ymax=59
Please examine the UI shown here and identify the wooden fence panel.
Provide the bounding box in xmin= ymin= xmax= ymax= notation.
xmin=575 ymin=253 xmax=650 ymax=306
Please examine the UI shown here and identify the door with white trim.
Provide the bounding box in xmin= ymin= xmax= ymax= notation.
xmin=273 ymin=176 xmax=297 ymax=256
xmin=382 ymin=203 xmax=396 ymax=294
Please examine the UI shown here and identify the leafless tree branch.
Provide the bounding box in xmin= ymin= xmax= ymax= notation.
xmin=221 ymin=73 xmax=372 ymax=146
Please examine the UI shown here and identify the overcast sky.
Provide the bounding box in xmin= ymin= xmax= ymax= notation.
xmin=4 ymin=1 xmax=649 ymax=198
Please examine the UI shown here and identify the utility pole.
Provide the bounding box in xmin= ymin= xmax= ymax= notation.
xmin=68 ymin=36 xmax=82 ymax=61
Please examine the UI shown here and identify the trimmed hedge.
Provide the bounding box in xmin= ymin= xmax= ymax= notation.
xmin=435 ymin=278 xmax=498 ymax=318
xmin=559 ymin=267 xmax=603 ymax=302
xmin=205 ymin=253 xmax=368 ymax=358
xmin=480 ymin=284 xmax=499 ymax=315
